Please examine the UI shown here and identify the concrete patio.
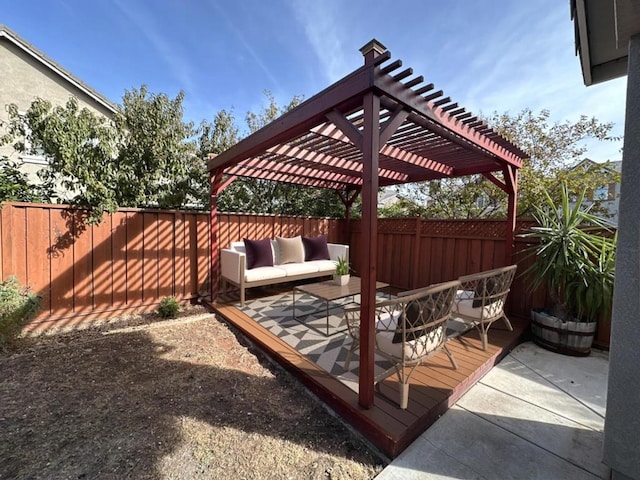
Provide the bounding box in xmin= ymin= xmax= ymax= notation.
xmin=376 ymin=341 xmax=609 ymax=479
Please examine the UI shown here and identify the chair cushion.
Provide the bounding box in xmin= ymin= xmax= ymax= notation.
xmin=244 ymin=266 xmax=287 ymax=282
xmin=302 ymin=235 xmax=330 ymax=261
xmin=456 ymin=290 xmax=504 ymax=320
xmin=243 ymin=238 xmax=274 ymax=269
xmin=391 ymin=294 xmax=450 ymax=343
xmin=377 ymin=312 xmax=445 ymax=360
xmin=275 ymin=236 xmax=305 ymax=264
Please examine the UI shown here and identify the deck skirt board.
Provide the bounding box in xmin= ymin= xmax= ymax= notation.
xmin=211 ymin=300 xmax=529 ymax=458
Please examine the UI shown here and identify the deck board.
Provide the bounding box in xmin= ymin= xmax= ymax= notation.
xmin=211 ymin=301 xmax=529 ymax=458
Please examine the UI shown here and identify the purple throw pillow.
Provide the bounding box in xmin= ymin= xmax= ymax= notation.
xmin=302 ymin=235 xmax=330 ymax=261
xmin=243 ymin=238 xmax=274 ymax=269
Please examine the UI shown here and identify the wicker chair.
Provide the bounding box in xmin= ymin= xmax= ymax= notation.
xmin=343 ymin=280 xmax=460 ymax=409
xmin=453 ymin=265 xmax=517 ymax=351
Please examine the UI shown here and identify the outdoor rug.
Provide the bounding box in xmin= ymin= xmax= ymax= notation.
xmin=237 ymin=291 xmax=472 ymax=393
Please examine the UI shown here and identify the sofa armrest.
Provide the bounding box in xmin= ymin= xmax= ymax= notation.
xmin=221 ymin=248 xmax=245 ymax=284
xmin=328 ymin=243 xmax=349 ymax=264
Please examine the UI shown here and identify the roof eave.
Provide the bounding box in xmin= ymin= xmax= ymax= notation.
xmin=0 ymin=25 xmax=118 ymax=114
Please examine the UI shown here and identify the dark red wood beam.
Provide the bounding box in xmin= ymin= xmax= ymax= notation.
xmin=219 ymin=175 xmax=237 ymax=193
xmin=482 ymin=172 xmax=508 ymax=192
xmin=227 ymin=164 xmax=354 ymax=190
xmin=380 ymin=144 xmax=453 ymax=175
xmin=266 ymin=143 xmax=408 ymax=183
xmin=377 ymin=89 xmax=525 ymax=168
xmin=208 ymin=65 xmax=376 ymax=172
xmin=359 ymin=89 xmax=380 ymax=409
xmin=228 ymin=155 xmax=361 ymax=185
xmin=312 ymin=122 xmax=453 ymax=176
xmin=326 ymin=109 xmax=363 ymax=150
xmin=453 ymin=164 xmax=504 ymax=177
xmin=504 ymin=165 xmax=518 ymax=265
xmin=379 ymin=106 xmax=410 ymax=145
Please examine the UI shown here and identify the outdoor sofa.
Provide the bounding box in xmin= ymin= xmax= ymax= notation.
xmin=220 ymin=235 xmax=349 ymax=306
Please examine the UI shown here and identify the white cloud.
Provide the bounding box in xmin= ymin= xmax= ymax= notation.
xmin=289 ymin=0 xmax=351 ymax=83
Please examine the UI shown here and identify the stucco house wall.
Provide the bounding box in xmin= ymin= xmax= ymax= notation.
xmin=0 ymin=25 xmax=116 ymax=199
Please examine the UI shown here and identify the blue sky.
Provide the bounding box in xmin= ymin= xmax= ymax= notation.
xmin=3 ymin=0 xmax=627 ymax=161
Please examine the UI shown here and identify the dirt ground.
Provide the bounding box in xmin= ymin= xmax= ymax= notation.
xmin=0 ymin=307 xmax=385 ymax=480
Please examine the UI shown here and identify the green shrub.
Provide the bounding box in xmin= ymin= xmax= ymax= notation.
xmin=157 ymin=296 xmax=180 ymax=319
xmin=0 ymin=276 xmax=40 ymax=349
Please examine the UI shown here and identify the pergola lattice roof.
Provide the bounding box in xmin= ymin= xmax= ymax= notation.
xmin=208 ymin=40 xmax=527 ymax=190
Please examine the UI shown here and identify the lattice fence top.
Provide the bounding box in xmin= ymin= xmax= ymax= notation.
xmin=419 ymin=220 xmax=506 ymax=238
xmin=377 ymin=218 xmax=419 ymax=233
xmin=348 ymin=218 xmax=538 ymax=239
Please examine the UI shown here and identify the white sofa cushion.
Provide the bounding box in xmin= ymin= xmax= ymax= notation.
xmin=276 ymin=263 xmax=320 ymax=276
xmin=455 ymin=290 xmax=504 ymax=319
xmin=244 ymin=266 xmax=287 ymax=283
xmin=306 ymin=259 xmax=337 ymax=273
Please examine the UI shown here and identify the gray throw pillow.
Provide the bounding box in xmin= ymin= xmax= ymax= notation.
xmin=276 ymin=236 xmax=305 ymax=264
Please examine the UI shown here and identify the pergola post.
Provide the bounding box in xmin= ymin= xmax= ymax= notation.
xmin=210 ymin=167 xmax=224 ymax=303
xmin=358 ymin=41 xmax=384 ymax=409
xmin=503 ymin=165 xmax=518 ymax=265
xmin=484 ymin=167 xmax=518 ymax=266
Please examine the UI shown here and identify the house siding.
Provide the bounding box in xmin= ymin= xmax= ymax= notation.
xmin=0 ymin=33 xmax=115 ymax=197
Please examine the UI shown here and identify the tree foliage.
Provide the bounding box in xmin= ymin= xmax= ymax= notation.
xmin=383 ymin=108 xmax=620 ymax=219
xmin=2 ymin=88 xmax=348 ymax=221
xmin=0 ymin=157 xmax=51 ymax=203
xmin=1 ymin=87 xmax=198 ymax=222
xmin=113 ymin=86 xmax=196 ymax=209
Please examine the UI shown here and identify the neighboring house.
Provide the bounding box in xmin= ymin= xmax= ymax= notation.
xmin=0 ymin=25 xmax=117 ymax=199
xmin=571 ymin=157 xmax=621 ymax=224
xmin=377 ymin=187 xmax=400 ymax=209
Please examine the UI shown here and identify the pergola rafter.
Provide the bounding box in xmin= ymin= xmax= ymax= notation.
xmin=208 ymin=39 xmax=528 ymax=410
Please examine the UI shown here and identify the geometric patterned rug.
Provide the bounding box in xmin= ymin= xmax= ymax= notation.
xmin=237 ymin=291 xmax=472 ymax=393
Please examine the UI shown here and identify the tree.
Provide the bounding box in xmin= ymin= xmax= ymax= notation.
xmin=0 ymin=157 xmax=51 ymax=203
xmin=2 ymin=88 xmax=350 ymax=220
xmin=193 ymin=109 xmax=240 ymax=205
xmin=1 ymin=86 xmax=198 ymax=223
xmin=3 ymin=97 xmax=119 ymax=217
xmin=386 ymin=108 xmax=620 ymax=219
xmin=490 ymin=108 xmax=620 ymax=217
xmin=113 ymin=86 xmax=197 ymax=209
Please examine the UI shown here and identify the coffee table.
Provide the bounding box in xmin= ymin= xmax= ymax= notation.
xmin=292 ymin=276 xmax=389 ymax=336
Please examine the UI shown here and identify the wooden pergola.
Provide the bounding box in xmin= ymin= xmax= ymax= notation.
xmin=208 ymin=39 xmax=527 ymax=409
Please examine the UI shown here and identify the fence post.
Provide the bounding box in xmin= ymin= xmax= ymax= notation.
xmin=411 ymin=217 xmax=422 ymax=289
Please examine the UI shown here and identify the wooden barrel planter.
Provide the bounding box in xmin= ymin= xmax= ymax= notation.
xmin=531 ymin=309 xmax=597 ymax=356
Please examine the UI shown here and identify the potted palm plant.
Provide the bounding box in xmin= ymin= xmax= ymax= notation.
xmin=334 ymin=256 xmax=350 ymax=286
xmin=521 ymin=183 xmax=616 ymax=355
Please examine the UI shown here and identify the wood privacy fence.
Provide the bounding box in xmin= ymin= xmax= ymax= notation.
xmin=0 ymin=203 xmax=611 ymax=346
xmin=345 ymin=218 xmax=541 ymax=319
xmin=0 ymin=203 xmax=338 ymax=330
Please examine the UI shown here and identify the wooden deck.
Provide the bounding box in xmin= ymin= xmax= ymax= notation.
xmin=212 ymin=300 xmax=530 ymax=459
